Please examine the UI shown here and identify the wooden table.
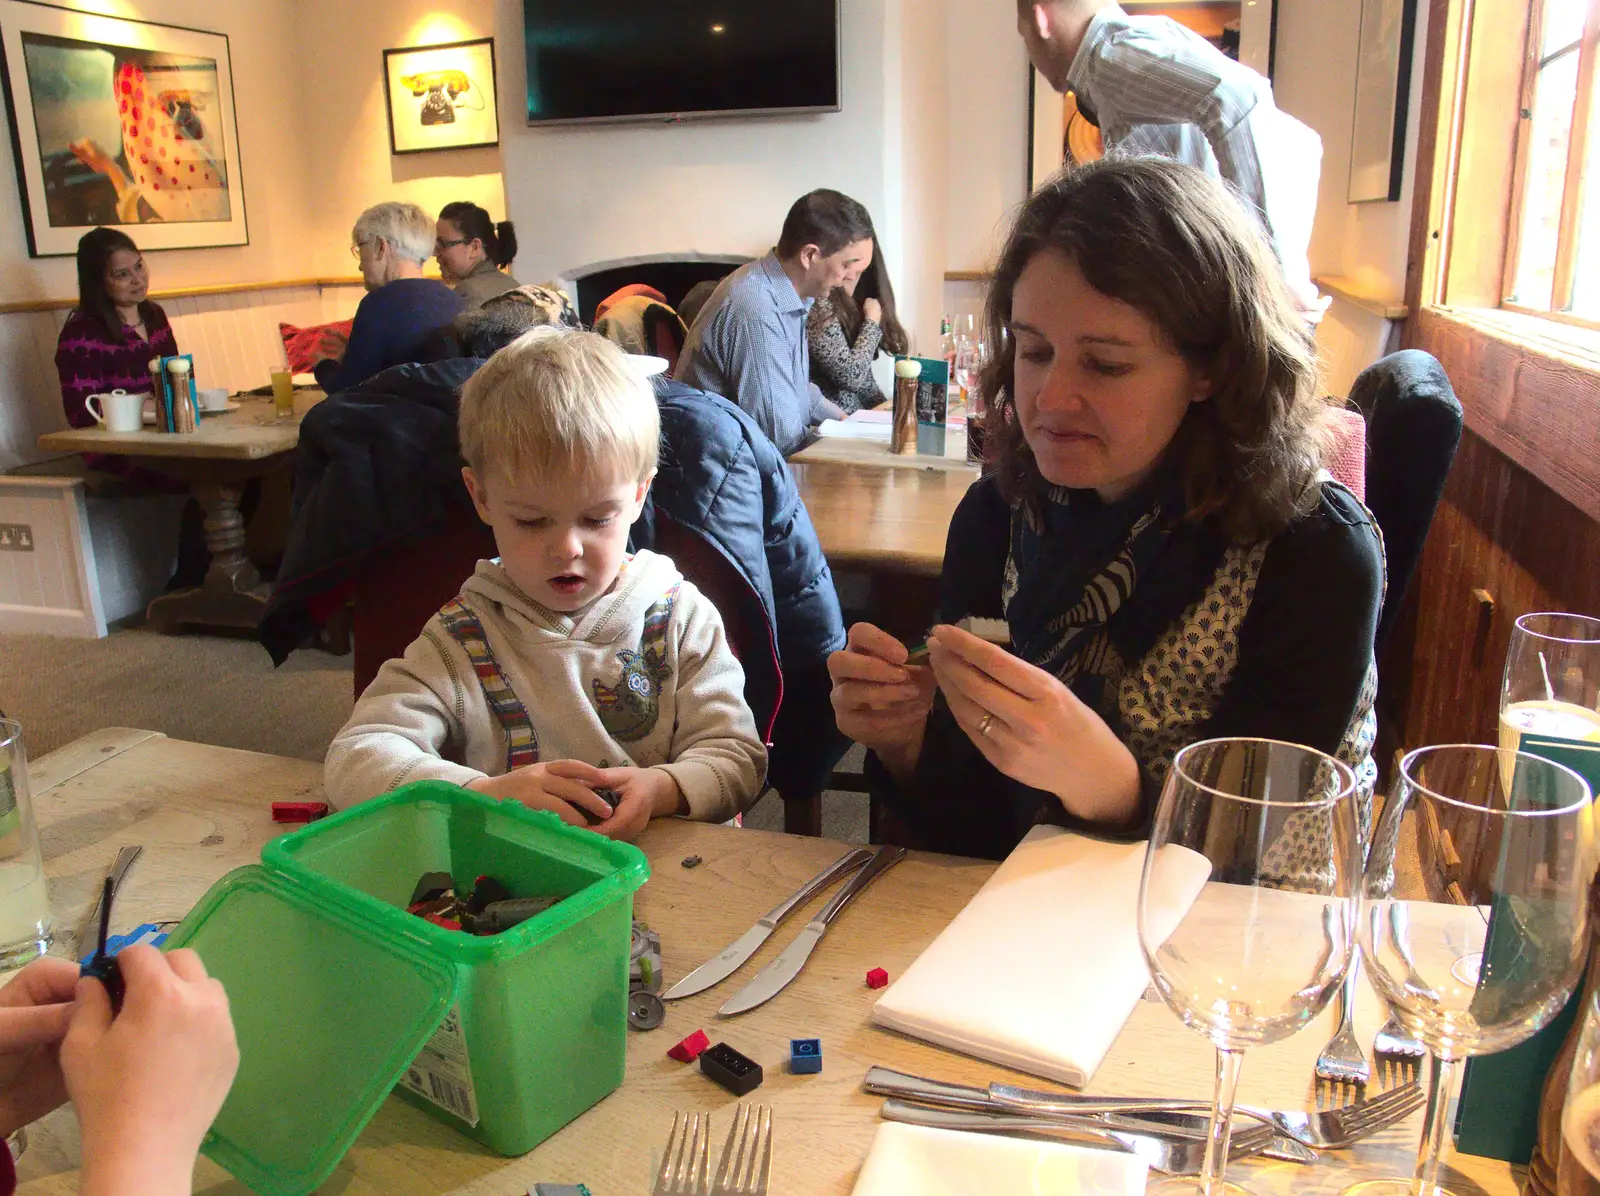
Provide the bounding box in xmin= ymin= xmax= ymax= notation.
xmin=17 ymin=731 xmax=1520 ymax=1196
xmin=36 ymin=392 xmax=321 ymax=631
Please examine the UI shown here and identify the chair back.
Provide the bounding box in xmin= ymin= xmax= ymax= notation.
xmin=1348 ymin=349 xmax=1464 ymax=651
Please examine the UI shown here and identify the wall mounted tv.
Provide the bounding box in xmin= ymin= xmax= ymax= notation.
xmin=522 ymin=1 xmax=840 ymax=125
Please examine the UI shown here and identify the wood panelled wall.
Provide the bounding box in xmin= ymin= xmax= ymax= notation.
xmin=1402 ymin=426 xmax=1600 ymax=748
xmin=0 ymin=284 xmax=361 ymax=473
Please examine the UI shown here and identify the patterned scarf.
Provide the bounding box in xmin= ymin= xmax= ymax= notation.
xmin=1003 ymin=470 xmax=1210 ymax=715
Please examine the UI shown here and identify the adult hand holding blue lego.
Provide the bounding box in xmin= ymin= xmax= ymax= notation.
xmin=63 ymin=945 xmax=238 ymax=1196
xmin=467 ymin=760 xmax=616 ymax=826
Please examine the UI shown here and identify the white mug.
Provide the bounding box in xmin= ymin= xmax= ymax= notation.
xmin=84 ymin=389 xmax=145 ymax=433
xmin=198 ymin=387 xmax=230 ymax=412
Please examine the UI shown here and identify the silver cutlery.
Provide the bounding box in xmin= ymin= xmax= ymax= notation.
xmin=718 ymin=845 xmax=907 ymax=1016
xmin=664 ymin=848 xmax=872 ymax=1000
xmin=1372 ymin=904 xmax=1428 ymax=1080
xmin=73 ymin=845 xmax=141 ymax=956
xmin=652 ymin=1110 xmax=712 ymax=1196
xmin=988 ymin=1075 xmax=1425 ymax=1150
xmin=878 ymin=1100 xmax=1278 ymax=1176
xmin=863 ymin=1067 xmax=1313 ymax=1162
xmin=1315 ymin=906 xmax=1370 ymax=1088
xmin=711 ymin=1104 xmax=772 ymax=1196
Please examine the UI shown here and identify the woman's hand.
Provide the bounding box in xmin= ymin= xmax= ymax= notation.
xmin=926 ymin=624 xmax=1140 ymax=825
xmin=862 ymin=298 xmax=883 ymax=324
xmin=828 ymin=622 xmax=937 ymax=783
xmin=467 ymin=761 xmax=615 ymax=826
xmin=63 ymin=946 xmax=238 ymax=1196
xmin=0 ymin=956 xmax=80 ymax=1138
xmin=586 ymin=766 xmax=684 ymax=842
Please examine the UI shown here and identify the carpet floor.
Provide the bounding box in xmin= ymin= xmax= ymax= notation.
xmin=0 ymin=626 xmax=869 ymax=840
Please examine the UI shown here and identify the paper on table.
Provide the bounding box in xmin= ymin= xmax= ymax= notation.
xmin=817 ymin=415 xmax=892 ymax=441
xmin=851 ymin=1121 xmax=1148 ymax=1196
xmin=870 ymin=826 xmax=1211 ymax=1088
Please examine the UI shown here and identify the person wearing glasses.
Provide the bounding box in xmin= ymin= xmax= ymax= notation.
xmin=435 ymin=201 xmax=521 ymax=308
xmin=312 ymin=202 xmax=464 ymax=394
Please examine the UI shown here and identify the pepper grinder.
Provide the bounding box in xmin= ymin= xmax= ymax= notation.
xmin=892 ymin=358 xmax=921 ymax=456
xmin=166 ymin=358 xmax=196 ymax=434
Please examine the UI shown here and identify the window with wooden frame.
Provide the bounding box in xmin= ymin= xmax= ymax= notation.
xmin=1504 ymin=0 xmax=1600 ymax=322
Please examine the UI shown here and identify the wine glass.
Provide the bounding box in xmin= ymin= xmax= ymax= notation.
xmin=1501 ymin=613 xmax=1600 ymax=752
xmin=1138 ymin=737 xmax=1361 ymax=1196
xmin=1345 ymin=744 xmax=1594 ymax=1196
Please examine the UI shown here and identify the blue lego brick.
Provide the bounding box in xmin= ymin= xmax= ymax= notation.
xmin=789 ymin=1037 xmax=822 ymax=1074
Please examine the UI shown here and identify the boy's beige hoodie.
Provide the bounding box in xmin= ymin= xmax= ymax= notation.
xmin=325 ymin=550 xmax=767 ymax=821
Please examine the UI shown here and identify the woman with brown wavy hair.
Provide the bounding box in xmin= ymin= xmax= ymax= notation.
xmin=828 ymin=157 xmax=1382 ymax=859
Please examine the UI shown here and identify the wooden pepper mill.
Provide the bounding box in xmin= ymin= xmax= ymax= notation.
xmin=1527 ymin=875 xmax=1600 ymax=1196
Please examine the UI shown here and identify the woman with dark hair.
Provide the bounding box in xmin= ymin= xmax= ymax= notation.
xmin=54 ymin=228 xmax=178 ymax=434
xmin=828 ymin=157 xmax=1383 ymax=861
xmin=435 ymin=201 xmax=521 ymax=308
xmin=806 ymin=235 xmax=910 ymax=413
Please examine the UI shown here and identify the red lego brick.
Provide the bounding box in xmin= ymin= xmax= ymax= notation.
xmin=865 ymin=967 xmax=889 ymax=990
xmin=272 ymin=801 xmax=330 ymax=823
xmin=668 ymin=1029 xmax=710 ymax=1063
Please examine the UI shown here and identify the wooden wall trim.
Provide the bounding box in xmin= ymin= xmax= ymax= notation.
xmin=0 ymin=276 xmax=367 ymax=317
xmin=1314 ymin=275 xmax=1409 ymax=320
xmin=1415 ymin=304 xmax=1600 ymax=523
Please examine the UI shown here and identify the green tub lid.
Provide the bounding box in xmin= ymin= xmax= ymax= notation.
xmin=163 ymin=865 xmax=458 ymax=1196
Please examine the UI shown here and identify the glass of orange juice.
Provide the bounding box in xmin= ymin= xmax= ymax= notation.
xmin=270 ymin=368 xmax=295 ymax=420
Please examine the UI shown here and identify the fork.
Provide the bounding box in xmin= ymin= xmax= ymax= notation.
xmin=1315 ymin=951 xmax=1371 ymax=1089
xmin=712 ymin=1104 xmax=772 ymax=1196
xmin=984 ymin=1076 xmax=1426 ymax=1149
xmin=1372 ymin=904 xmax=1428 ymax=1084
xmin=653 ymin=1110 xmax=712 ymax=1196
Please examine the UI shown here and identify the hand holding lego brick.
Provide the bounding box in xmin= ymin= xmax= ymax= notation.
xmin=467 ymin=760 xmax=614 ymax=827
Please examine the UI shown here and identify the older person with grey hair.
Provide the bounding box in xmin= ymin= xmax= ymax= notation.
xmin=312 ymin=201 xmax=465 ymax=393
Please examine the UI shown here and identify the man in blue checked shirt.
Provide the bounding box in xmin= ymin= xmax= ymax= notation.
xmin=676 ymin=190 xmax=874 ymax=455
xmin=1018 ymin=0 xmax=1330 ymax=323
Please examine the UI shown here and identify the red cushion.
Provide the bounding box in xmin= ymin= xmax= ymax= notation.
xmin=278 ymin=320 xmax=353 ymax=374
xmin=595 ymin=284 xmax=667 ymax=322
xmin=1325 ymin=406 xmax=1367 ymax=501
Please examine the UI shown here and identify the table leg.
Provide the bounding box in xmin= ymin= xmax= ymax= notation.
xmin=145 ymin=481 xmax=271 ymax=631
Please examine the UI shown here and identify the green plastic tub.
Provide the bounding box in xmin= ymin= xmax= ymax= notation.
xmin=164 ymin=780 xmax=649 ymax=1196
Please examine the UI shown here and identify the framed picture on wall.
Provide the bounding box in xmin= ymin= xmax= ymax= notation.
xmin=382 ymin=38 xmax=499 ymax=155
xmin=0 ymin=0 xmax=248 ymax=256
xmin=1347 ymin=0 xmax=1418 ymax=203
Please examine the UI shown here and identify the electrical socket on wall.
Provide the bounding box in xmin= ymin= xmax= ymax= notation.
xmin=0 ymin=523 xmax=35 ymax=552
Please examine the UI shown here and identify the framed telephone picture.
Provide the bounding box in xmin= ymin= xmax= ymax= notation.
xmin=382 ymin=37 xmax=499 ymax=155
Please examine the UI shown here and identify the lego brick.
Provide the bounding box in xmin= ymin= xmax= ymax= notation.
xmin=271 ymin=801 xmax=330 ymax=824
xmin=789 ymin=1037 xmax=822 ymax=1074
xmin=668 ymin=1029 xmax=710 ymax=1063
xmin=699 ymin=1041 xmax=763 ymax=1096
xmin=866 ymin=967 xmax=889 ymax=989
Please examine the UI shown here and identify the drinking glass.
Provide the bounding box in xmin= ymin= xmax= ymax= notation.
xmin=1501 ymin=613 xmax=1600 ymax=751
xmin=1345 ymin=744 xmax=1594 ymax=1196
xmin=1139 ymin=737 xmax=1361 ymax=1196
xmin=1564 ymin=989 xmax=1600 ymax=1182
xmin=0 ymin=720 xmax=52 ymax=969
xmin=270 ymin=368 xmax=296 ymax=421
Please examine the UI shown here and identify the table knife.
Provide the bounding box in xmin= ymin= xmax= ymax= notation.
xmin=663 ymin=847 xmax=873 ymax=1000
xmin=718 ymin=844 xmax=907 ymax=1016
xmin=73 ymin=845 xmax=142 ymax=957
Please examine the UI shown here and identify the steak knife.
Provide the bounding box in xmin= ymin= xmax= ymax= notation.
xmin=662 ymin=847 xmax=873 ymax=1000
xmin=718 ymin=844 xmax=907 ymax=1016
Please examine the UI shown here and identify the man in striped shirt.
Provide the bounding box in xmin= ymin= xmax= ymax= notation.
xmin=1018 ymin=1 xmax=1328 ymax=321
xmin=676 ymin=191 xmax=873 ymax=455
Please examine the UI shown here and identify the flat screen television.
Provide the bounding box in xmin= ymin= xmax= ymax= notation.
xmin=522 ymin=1 xmax=840 ymax=125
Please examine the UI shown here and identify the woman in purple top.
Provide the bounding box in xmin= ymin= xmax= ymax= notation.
xmin=55 ymin=228 xmax=178 ymax=436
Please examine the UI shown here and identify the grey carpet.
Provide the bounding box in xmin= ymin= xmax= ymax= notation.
xmin=0 ymin=627 xmax=869 ymax=841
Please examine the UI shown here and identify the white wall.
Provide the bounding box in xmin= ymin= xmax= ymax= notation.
xmin=0 ymin=0 xmax=314 ymax=304
xmin=494 ymin=0 xmax=892 ymax=286
xmin=292 ymin=0 xmax=505 ymax=277
xmin=945 ymin=0 xmax=1030 ymax=275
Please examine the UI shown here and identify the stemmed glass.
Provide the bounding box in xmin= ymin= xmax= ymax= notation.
xmin=1138 ymin=737 xmax=1362 ymax=1196
xmin=1346 ymin=744 xmax=1594 ymax=1196
xmin=1501 ymin=613 xmax=1600 ymax=751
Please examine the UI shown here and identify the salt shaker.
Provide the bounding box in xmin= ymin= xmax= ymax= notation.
xmin=148 ymin=358 xmax=167 ymax=431
xmin=892 ymin=358 xmax=921 ymax=456
xmin=166 ymin=358 xmax=197 ymax=433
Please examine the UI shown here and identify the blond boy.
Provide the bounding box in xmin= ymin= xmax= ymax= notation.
xmin=325 ymin=329 xmax=767 ymax=838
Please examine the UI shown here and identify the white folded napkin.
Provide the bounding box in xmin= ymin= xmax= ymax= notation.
xmin=871 ymin=827 xmax=1210 ymax=1087
xmin=851 ymin=1121 xmax=1148 ymax=1196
